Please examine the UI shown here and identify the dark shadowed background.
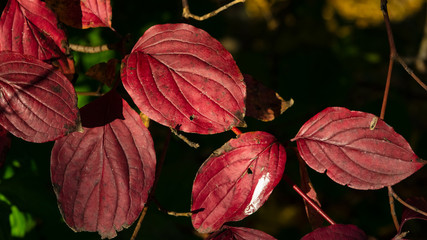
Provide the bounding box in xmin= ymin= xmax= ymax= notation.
xmin=1 ymin=0 xmax=427 ymax=239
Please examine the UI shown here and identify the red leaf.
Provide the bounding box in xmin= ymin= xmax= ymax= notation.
xmin=0 ymin=51 xmax=80 ymax=143
xmin=50 ymin=90 xmax=156 ymax=238
xmin=80 ymin=0 xmax=113 ymax=29
xmin=0 ymin=0 xmax=74 ymax=77
xmin=121 ymin=23 xmax=246 ymax=134
xmin=0 ymin=126 xmax=11 ymax=168
xmin=301 ymin=224 xmax=367 ymax=240
xmin=292 ymin=107 xmax=425 ymax=190
xmin=207 ymin=226 xmax=277 ymax=240
xmin=45 ymin=0 xmax=113 ymax=29
xmin=191 ymin=131 xmax=286 ymax=233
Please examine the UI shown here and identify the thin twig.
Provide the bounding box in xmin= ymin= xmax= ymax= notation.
xmin=380 ymin=0 xmax=427 ymax=94
xmin=130 ymin=206 xmax=148 ymax=240
xmin=130 ymin=130 xmax=172 ymax=240
xmin=151 ymin=197 xmax=193 ymax=217
xmin=283 ymin=175 xmax=336 ymax=225
xmin=69 ymin=43 xmax=112 ymax=53
xmin=170 ymin=127 xmax=199 ymax=148
xmin=380 ymin=1 xmax=427 ymax=230
xmin=182 ymin=0 xmax=245 ymax=21
xmin=396 ymin=56 xmax=427 ymax=91
xmin=389 ymin=186 xmax=427 ymax=218
xmin=388 ymin=187 xmax=399 ymax=231
xmin=380 ymin=0 xmax=399 ymax=229
xmin=380 ymin=0 xmax=396 ymax=120
xmin=380 ymin=58 xmax=393 ymax=120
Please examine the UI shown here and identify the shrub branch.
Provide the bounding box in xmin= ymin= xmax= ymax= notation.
xmin=182 ymin=0 xmax=245 ymax=21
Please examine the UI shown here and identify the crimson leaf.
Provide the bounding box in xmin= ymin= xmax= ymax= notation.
xmin=121 ymin=23 xmax=246 ymax=134
xmin=0 ymin=51 xmax=80 ymax=143
xmin=51 ymin=90 xmax=156 ymax=239
xmin=191 ymin=131 xmax=286 ymax=233
xmin=207 ymin=226 xmax=277 ymax=240
xmin=301 ymin=224 xmax=367 ymax=240
xmin=292 ymin=107 xmax=425 ymax=190
xmin=0 ymin=0 xmax=74 ymax=77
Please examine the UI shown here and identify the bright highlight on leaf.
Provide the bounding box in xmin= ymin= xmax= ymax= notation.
xmin=191 ymin=131 xmax=286 ymax=233
xmin=292 ymin=107 xmax=425 ymax=190
xmin=0 ymin=0 xmax=75 ymax=77
xmin=0 ymin=51 xmax=81 ymax=143
xmin=51 ymin=90 xmax=156 ymax=239
xmin=121 ymin=23 xmax=246 ymax=134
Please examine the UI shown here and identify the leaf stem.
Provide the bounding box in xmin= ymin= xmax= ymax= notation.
xmin=151 ymin=197 xmax=193 ymax=217
xmin=182 ymin=0 xmax=245 ymax=21
xmin=130 ymin=129 xmax=172 ymax=240
xmin=231 ymin=127 xmax=242 ymax=136
xmin=283 ymin=175 xmax=336 ymax=225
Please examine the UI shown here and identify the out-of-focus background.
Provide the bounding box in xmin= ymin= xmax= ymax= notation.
xmin=1 ymin=0 xmax=427 ymax=239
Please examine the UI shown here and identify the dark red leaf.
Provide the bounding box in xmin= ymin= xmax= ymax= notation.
xmin=191 ymin=131 xmax=286 ymax=233
xmin=207 ymin=226 xmax=277 ymax=240
xmin=0 ymin=0 xmax=75 ymax=77
xmin=45 ymin=0 xmax=113 ymax=29
xmin=50 ymin=90 xmax=156 ymax=238
xmin=292 ymin=107 xmax=425 ymax=190
xmin=121 ymin=23 xmax=246 ymax=134
xmin=0 ymin=126 xmax=11 ymax=168
xmin=85 ymin=59 xmax=118 ymax=87
xmin=245 ymin=74 xmax=293 ymax=122
xmin=0 ymin=51 xmax=80 ymax=143
xmin=301 ymin=224 xmax=367 ymax=240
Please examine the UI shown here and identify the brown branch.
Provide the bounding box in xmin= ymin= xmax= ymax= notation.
xmin=389 ymin=186 xmax=427 ymax=218
xmin=182 ymin=0 xmax=245 ymax=21
xmin=151 ymin=197 xmax=193 ymax=217
xmin=170 ymin=127 xmax=199 ymax=148
xmin=388 ymin=186 xmax=399 ymax=231
xmin=396 ymin=56 xmax=427 ymax=91
xmin=130 ymin=206 xmax=148 ymax=240
xmin=69 ymin=43 xmax=112 ymax=53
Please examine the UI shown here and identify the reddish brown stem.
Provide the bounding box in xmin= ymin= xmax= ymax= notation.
xmin=231 ymin=127 xmax=242 ymax=136
xmin=283 ymin=175 xmax=336 ymax=225
xmin=380 ymin=58 xmax=393 ymax=120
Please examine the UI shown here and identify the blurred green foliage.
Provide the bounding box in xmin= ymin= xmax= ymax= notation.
xmin=1 ymin=0 xmax=427 ymax=239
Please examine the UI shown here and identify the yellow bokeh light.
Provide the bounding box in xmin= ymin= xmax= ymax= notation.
xmin=326 ymin=0 xmax=424 ymax=28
